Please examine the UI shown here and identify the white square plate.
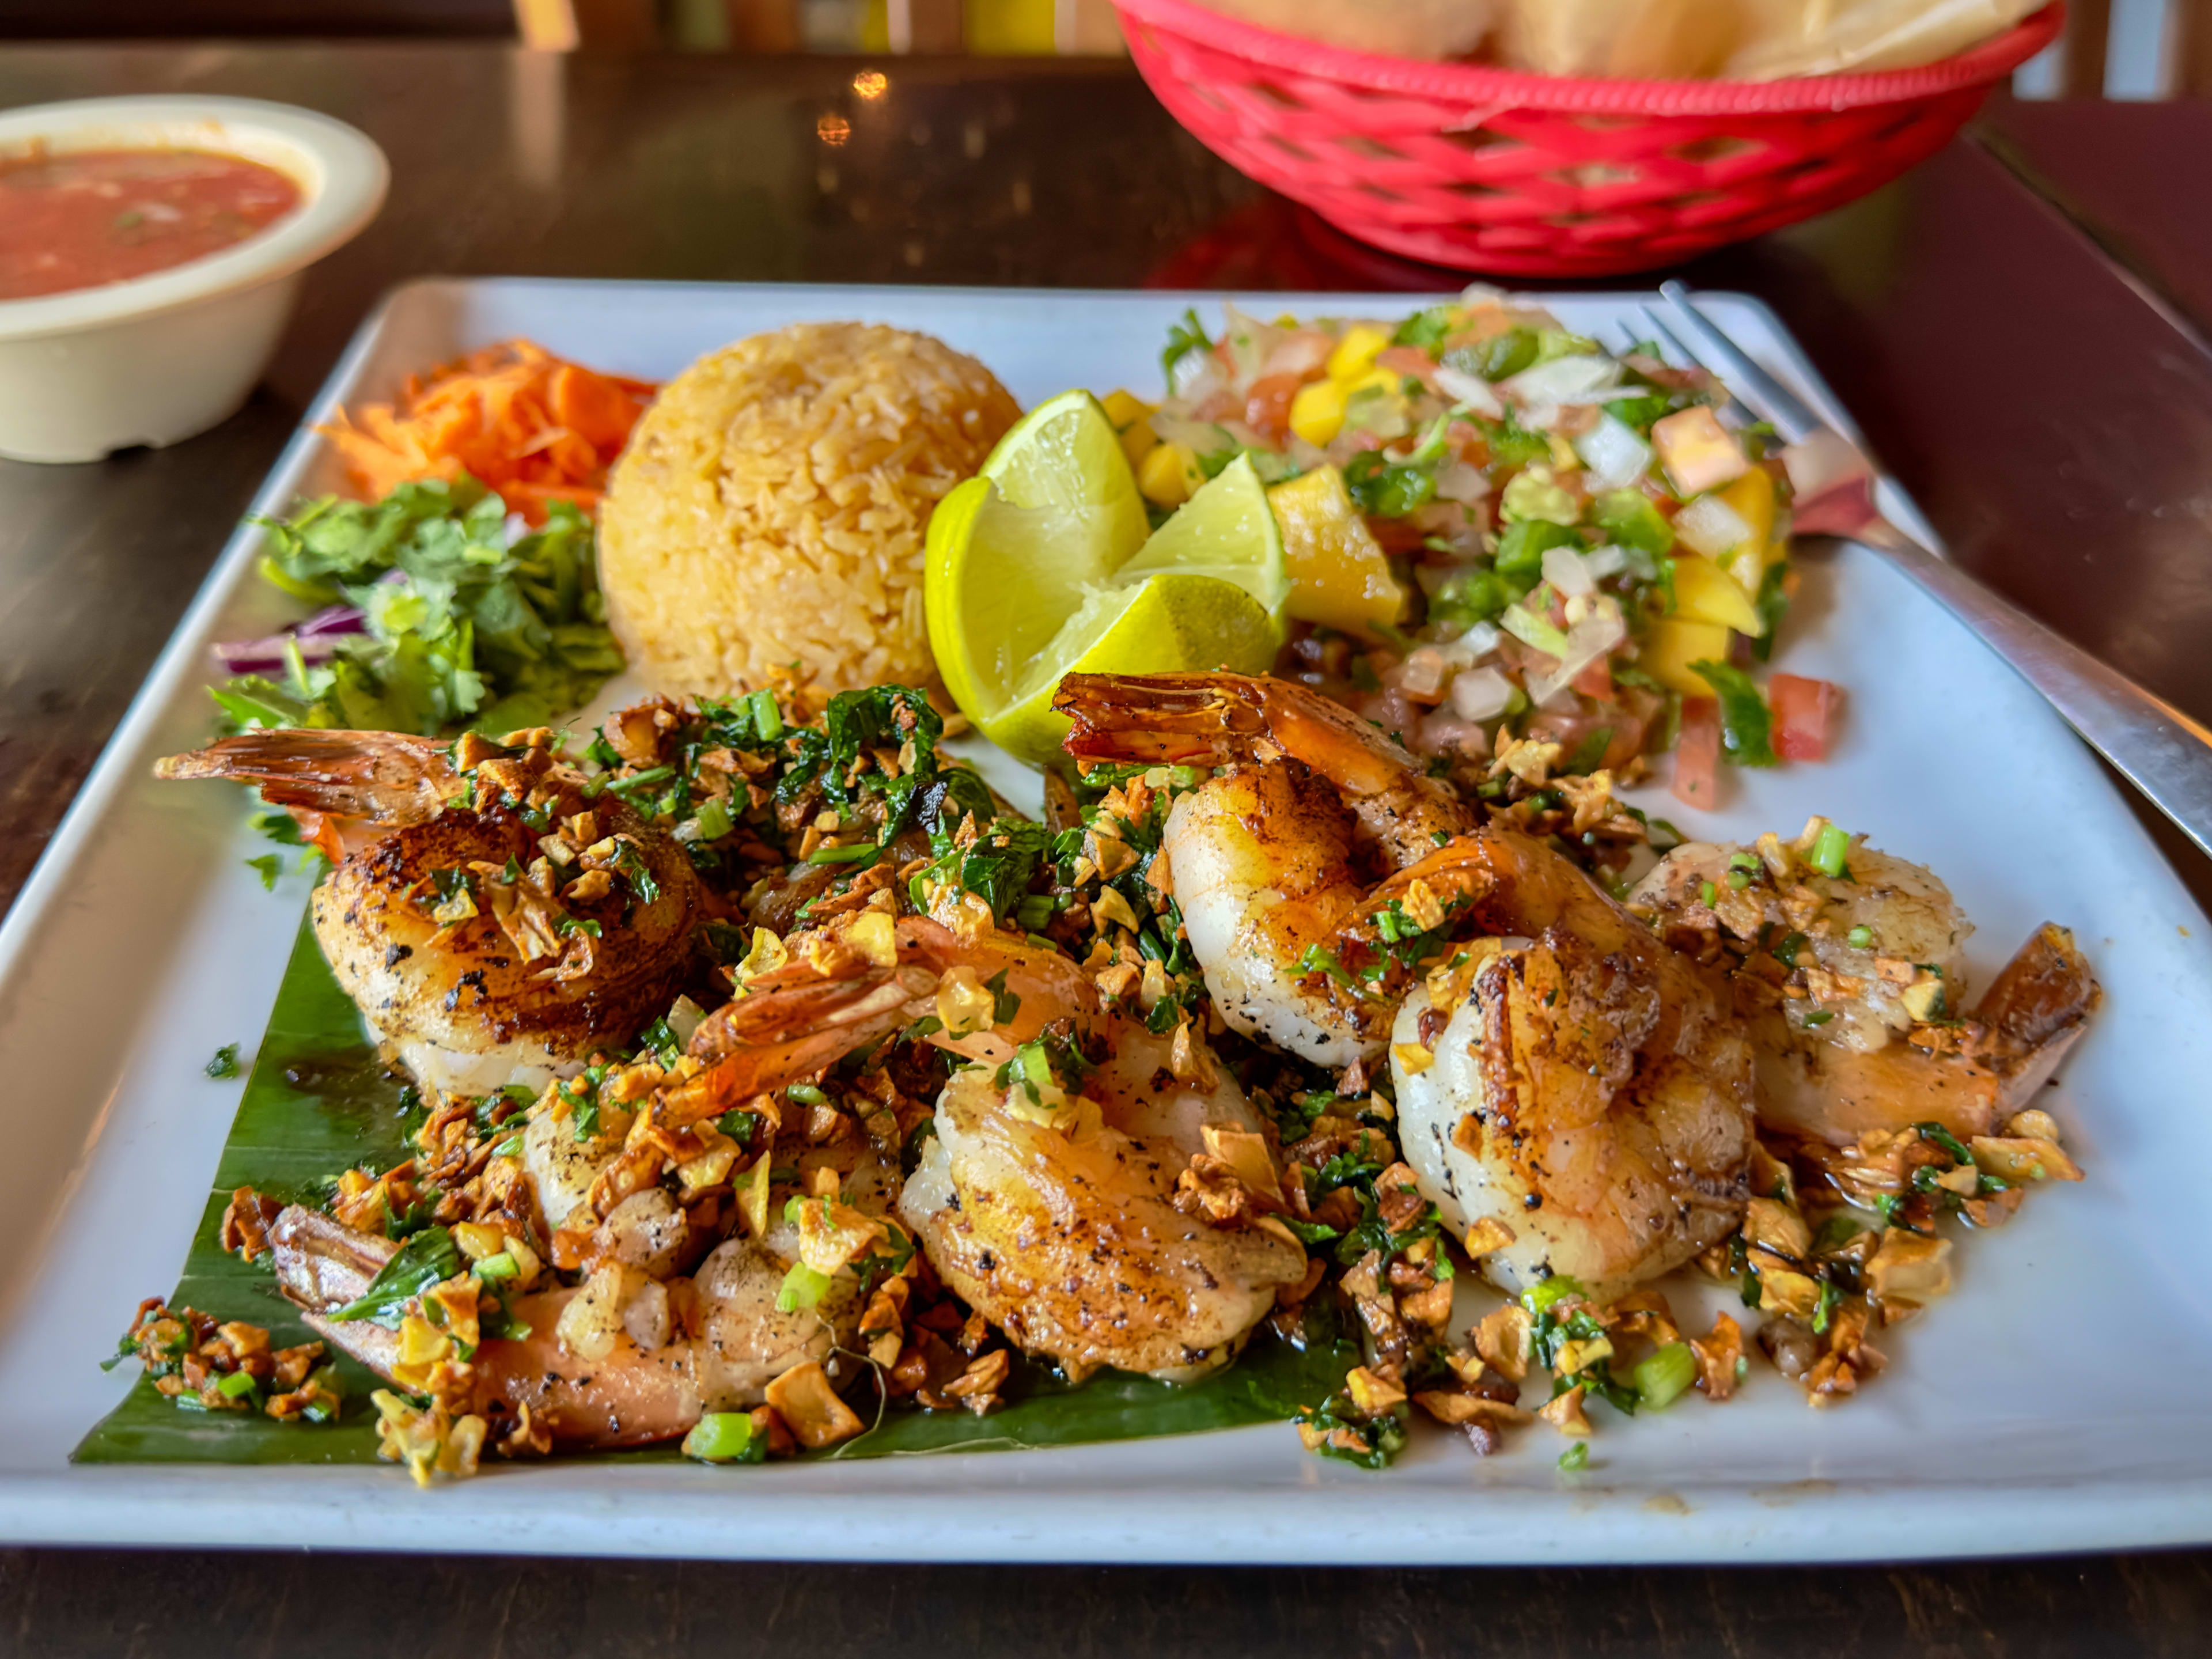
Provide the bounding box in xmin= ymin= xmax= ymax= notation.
xmin=3 ymin=279 xmax=2207 ymax=1563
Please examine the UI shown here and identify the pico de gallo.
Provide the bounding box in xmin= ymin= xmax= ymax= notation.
xmin=1106 ymin=289 xmax=1842 ymax=807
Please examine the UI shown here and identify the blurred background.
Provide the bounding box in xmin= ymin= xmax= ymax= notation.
xmin=0 ymin=0 xmax=2203 ymax=90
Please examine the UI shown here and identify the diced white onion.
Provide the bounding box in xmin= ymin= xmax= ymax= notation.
xmin=1260 ymin=330 xmax=1332 ymax=381
xmin=1444 ymin=619 xmax=1501 ymax=661
xmin=1524 ymin=600 xmax=1626 ymax=708
xmin=1400 ymin=646 xmax=1453 ymax=699
xmin=1541 ymin=544 xmax=1593 ymax=599
xmin=1781 ymin=428 xmax=1869 ymax=499
xmin=666 ymin=995 xmax=706 ymax=1050
xmin=1218 ymin=302 xmax=1277 ymax=382
xmin=1575 ymin=412 xmax=1651 ymax=491
xmin=1501 ymin=354 xmax=1624 ymax=410
xmin=1433 ymin=459 xmax=1487 ymax=503
xmin=1781 ymin=428 xmax=1879 ymax=536
xmin=1151 ymin=416 xmax=1234 ymax=454
xmin=1450 ymin=665 xmax=1516 ymax=721
xmin=1435 ymin=366 xmax=1503 ymax=418
xmin=1582 ymin=543 xmax=1627 ymax=579
xmin=1673 ymin=493 xmax=1755 ymax=557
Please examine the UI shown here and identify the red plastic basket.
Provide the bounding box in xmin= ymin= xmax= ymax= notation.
xmin=1112 ymin=0 xmax=2063 ymax=275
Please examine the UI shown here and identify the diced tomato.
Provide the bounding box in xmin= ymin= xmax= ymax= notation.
xmin=1673 ymin=698 xmax=1721 ymax=809
xmin=1374 ymin=345 xmax=1440 ymax=389
xmin=1571 ymin=655 xmax=1613 ymax=701
xmin=1769 ymin=674 xmax=1843 ymax=762
xmin=1244 ymin=373 xmax=1302 ymax=444
xmin=1525 ymin=704 xmax=1646 ymax=772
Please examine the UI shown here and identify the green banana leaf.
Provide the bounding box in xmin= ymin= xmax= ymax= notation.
xmin=75 ymin=906 xmax=1354 ymax=1469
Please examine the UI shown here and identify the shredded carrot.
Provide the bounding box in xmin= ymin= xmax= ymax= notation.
xmin=318 ymin=339 xmax=656 ymax=521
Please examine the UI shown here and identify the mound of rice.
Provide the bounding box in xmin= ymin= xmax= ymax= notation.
xmin=599 ymin=322 xmax=1019 ymax=696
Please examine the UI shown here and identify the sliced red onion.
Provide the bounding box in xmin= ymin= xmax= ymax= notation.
xmin=211 ymin=603 xmax=363 ymax=673
xmin=211 ymin=632 xmax=339 ymax=673
xmin=297 ymin=603 xmax=366 ymax=638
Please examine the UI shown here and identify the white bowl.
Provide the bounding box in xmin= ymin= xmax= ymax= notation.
xmin=0 ymin=96 xmax=388 ymax=464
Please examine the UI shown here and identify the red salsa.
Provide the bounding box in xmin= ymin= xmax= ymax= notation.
xmin=0 ymin=146 xmax=302 ymax=302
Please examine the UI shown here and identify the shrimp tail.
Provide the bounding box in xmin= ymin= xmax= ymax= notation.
xmin=1973 ymin=923 xmax=2101 ymax=1101
xmin=269 ymin=1203 xmax=404 ymax=1376
xmin=1056 ymin=672 xmax=1472 ymax=862
xmin=1057 ymin=671 xmax=1411 ymax=785
xmin=688 ymin=968 xmax=934 ymax=1100
xmin=689 ymin=916 xmax=1104 ymax=1098
xmin=157 ymin=729 xmax=462 ymax=828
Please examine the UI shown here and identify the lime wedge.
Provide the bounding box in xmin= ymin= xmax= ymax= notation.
xmin=927 ymin=392 xmax=1293 ymax=768
xmin=982 ymin=389 xmax=1150 ymax=544
xmin=1115 ymin=452 xmax=1289 ymax=624
xmin=986 ymin=573 xmax=1279 ymax=766
xmin=928 ymin=392 xmax=1148 ymax=736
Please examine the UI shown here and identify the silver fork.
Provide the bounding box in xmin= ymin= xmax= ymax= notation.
xmin=1643 ymin=280 xmax=2212 ymax=862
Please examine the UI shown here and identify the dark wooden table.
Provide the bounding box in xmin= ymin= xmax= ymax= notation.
xmin=4 ymin=43 xmax=2211 ymax=1657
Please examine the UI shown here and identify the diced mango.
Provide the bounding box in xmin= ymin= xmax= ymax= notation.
xmin=1641 ymin=616 xmax=1733 ymax=696
xmin=1653 ymin=406 xmax=1751 ymax=497
xmin=1100 ymin=389 xmax=1154 ymax=430
xmin=1716 ymin=465 xmax=1782 ymax=597
xmin=1101 ymin=389 xmax=1159 ymax=468
xmin=1138 ymin=441 xmax=1205 ymax=507
xmin=1672 ymin=555 xmax=1763 ymax=636
xmin=1289 ymin=379 xmax=1347 ymax=447
xmin=1548 ymin=431 xmax=1581 ymax=471
xmin=1267 ymin=465 xmax=1408 ymax=640
xmin=1325 ymin=324 xmax=1391 ymax=385
xmin=1347 ymin=364 xmax=1400 ymax=399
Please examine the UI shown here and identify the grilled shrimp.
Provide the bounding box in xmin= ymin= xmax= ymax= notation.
xmin=1629 ymin=836 xmax=2099 ymax=1145
xmin=1385 ymin=829 xmax=1758 ymax=1300
xmin=1057 ymin=671 xmax=1474 ymax=1066
xmin=898 ymin=1026 xmax=1308 ymax=1383
xmin=157 ymin=727 xmax=703 ymax=1099
xmin=270 ymin=1204 xmax=701 ymax=1448
xmin=268 ymin=1142 xmax=900 ymax=1449
xmin=687 ymin=911 xmax=1305 ymax=1382
xmin=1057 ymin=672 xmax=1756 ymax=1299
